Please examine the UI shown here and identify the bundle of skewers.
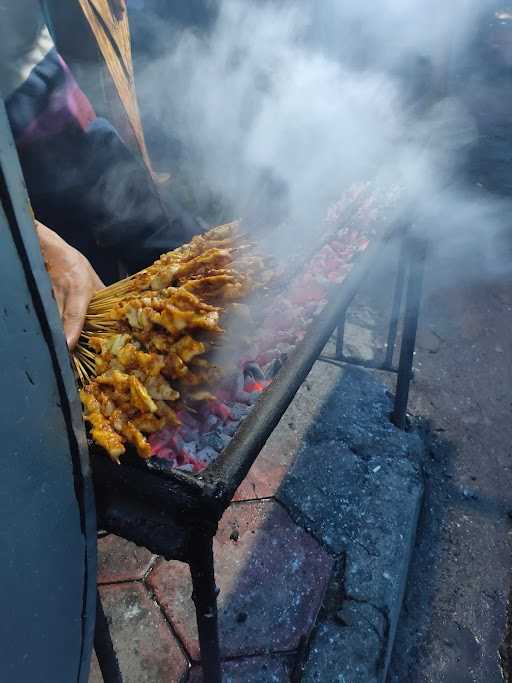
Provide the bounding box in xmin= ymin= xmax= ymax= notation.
xmin=73 ymin=222 xmax=274 ymax=463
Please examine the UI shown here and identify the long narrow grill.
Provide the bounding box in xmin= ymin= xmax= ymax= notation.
xmin=93 ymin=179 xmax=407 ymax=517
xmin=91 ymin=178 xmax=422 ymax=683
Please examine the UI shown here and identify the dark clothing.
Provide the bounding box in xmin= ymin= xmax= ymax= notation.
xmin=14 ymin=113 xmax=186 ymax=283
xmin=5 ymin=35 xmax=188 ymax=284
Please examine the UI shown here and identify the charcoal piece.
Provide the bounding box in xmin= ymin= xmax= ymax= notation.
xmin=263 ymin=358 xmax=283 ymax=379
xmin=243 ymin=361 xmax=265 ymax=381
xmin=182 ymin=441 xmax=198 ymax=457
xmin=200 ymin=432 xmax=225 ymax=453
xmin=179 ymin=425 xmax=200 ymax=442
xmin=276 ymin=343 xmax=295 ymax=356
xmin=234 ymin=388 xmax=262 ymax=405
xmin=230 ymin=403 xmax=251 ymax=420
xmin=219 ymin=431 xmax=232 ymax=448
xmin=174 ymin=463 xmax=194 ymax=473
xmin=204 ymin=414 xmax=220 ymax=431
xmin=196 ymin=447 xmax=219 ymax=466
xmin=224 ymin=420 xmax=241 ymax=437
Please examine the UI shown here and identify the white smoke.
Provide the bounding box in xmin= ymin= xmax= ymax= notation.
xmin=134 ymin=0 xmax=509 ymax=271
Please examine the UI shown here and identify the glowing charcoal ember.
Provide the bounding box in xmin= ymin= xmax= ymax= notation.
xmin=288 ymin=281 xmax=326 ymax=306
xmin=156 ymin=447 xmax=178 ymax=463
xmin=244 ymin=380 xmax=271 ymax=393
xmin=148 ymin=429 xmax=176 ymax=455
xmin=234 ymin=372 xmax=259 ymax=404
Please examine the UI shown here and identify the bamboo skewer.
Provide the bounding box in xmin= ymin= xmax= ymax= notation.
xmin=72 ymin=222 xmax=253 ymax=388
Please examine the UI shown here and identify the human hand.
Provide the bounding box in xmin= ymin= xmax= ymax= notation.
xmin=35 ymin=222 xmax=104 ymax=350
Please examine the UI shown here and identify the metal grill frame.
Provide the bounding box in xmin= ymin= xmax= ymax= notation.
xmin=93 ymin=222 xmax=427 ymax=683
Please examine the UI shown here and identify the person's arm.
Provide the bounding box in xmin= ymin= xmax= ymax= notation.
xmin=35 ymin=221 xmax=104 ymax=349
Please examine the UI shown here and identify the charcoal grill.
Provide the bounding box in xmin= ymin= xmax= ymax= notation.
xmin=92 ymin=209 xmax=427 ymax=682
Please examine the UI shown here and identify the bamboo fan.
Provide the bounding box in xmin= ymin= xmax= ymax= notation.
xmin=78 ymin=0 xmax=155 ymax=175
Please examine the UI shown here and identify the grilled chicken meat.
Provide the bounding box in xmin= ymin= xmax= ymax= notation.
xmin=79 ymin=221 xmax=273 ymax=461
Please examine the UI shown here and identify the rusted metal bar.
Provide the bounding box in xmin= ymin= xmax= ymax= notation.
xmin=384 ymin=233 xmax=409 ymax=368
xmin=391 ymin=236 xmax=427 ymax=429
xmin=94 ymin=591 xmax=123 ymax=683
xmin=189 ymin=534 xmax=222 ymax=683
xmin=335 ymin=315 xmax=347 ymax=360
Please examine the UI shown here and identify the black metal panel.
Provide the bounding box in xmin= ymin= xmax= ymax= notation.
xmin=0 ymin=101 xmax=96 ymax=683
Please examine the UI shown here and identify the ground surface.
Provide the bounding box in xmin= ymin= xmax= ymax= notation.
xmin=383 ymin=243 xmax=512 ymax=682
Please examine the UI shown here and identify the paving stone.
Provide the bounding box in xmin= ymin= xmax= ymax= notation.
xmin=279 ymin=441 xmax=423 ymax=681
xmin=279 ymin=443 xmax=422 ymax=557
xmin=188 ymin=654 xmax=292 ymax=682
xmin=235 ymin=360 xmax=422 ymax=503
xmin=232 ymin=371 xmax=328 ymax=502
xmin=233 ymin=420 xmax=301 ymax=500
xmin=270 ymin=355 xmax=425 ymax=682
xmin=303 ymin=601 xmax=386 ymax=683
xmin=97 ymin=533 xmax=156 ymax=584
xmin=147 ymin=499 xmax=333 ymax=660
xmin=416 ymin=326 xmax=443 ymax=354
xmin=94 ymin=583 xmax=189 ymax=683
xmin=301 ymin=362 xmax=424 ymax=462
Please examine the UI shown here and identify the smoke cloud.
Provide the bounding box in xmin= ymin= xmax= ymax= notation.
xmin=133 ymin=0 xmax=510 ymax=274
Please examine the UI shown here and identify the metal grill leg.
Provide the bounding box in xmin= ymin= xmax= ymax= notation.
xmin=384 ymin=235 xmax=408 ymax=368
xmin=94 ymin=590 xmax=123 ymax=683
xmin=391 ymin=237 xmax=427 ymax=429
xmin=189 ymin=536 xmax=221 ymax=682
xmin=335 ymin=314 xmax=347 ymax=360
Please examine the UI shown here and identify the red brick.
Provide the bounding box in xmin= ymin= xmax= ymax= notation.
xmin=95 ymin=583 xmax=189 ymax=682
xmin=233 ymin=369 xmax=332 ymax=502
xmin=97 ymin=534 xmax=156 ymax=584
xmin=233 ymin=421 xmax=301 ymax=501
xmin=147 ymin=500 xmax=333 ymax=660
xmin=189 ymin=654 xmax=291 ymax=682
